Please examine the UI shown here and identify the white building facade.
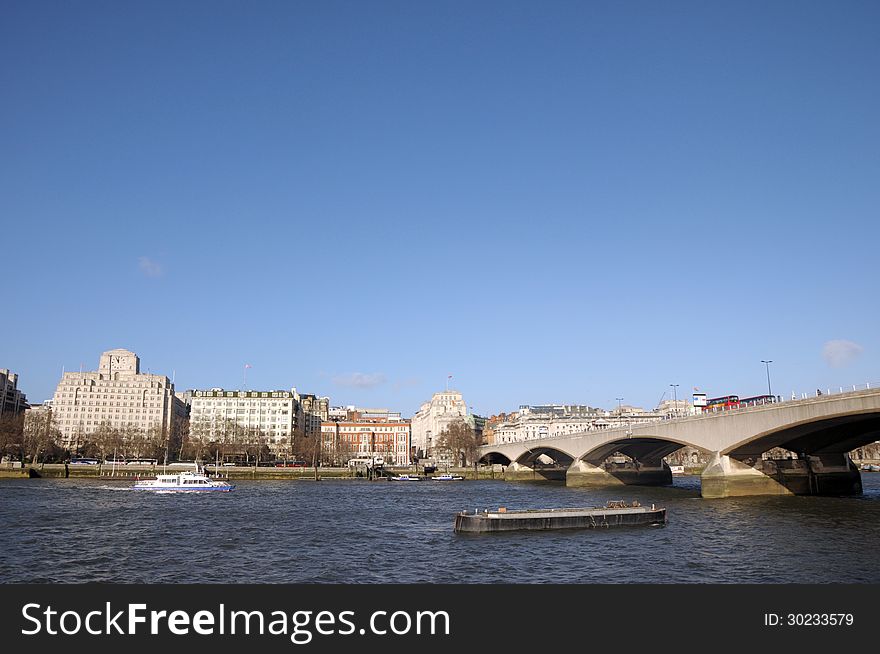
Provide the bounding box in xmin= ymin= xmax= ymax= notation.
xmin=492 ymin=405 xmax=667 ymax=444
xmin=188 ymin=388 xmax=302 ymax=454
xmin=51 ymin=349 xmax=186 ymax=450
xmin=410 ymin=390 xmax=468 ymax=457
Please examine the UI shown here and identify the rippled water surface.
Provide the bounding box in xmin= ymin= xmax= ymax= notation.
xmin=2 ymin=475 xmax=879 ymax=583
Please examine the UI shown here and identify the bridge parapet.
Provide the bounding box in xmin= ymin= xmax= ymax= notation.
xmin=479 ymin=386 xmax=880 ymax=498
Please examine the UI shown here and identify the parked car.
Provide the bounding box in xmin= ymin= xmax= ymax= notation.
xmin=70 ymin=458 xmax=100 ymax=465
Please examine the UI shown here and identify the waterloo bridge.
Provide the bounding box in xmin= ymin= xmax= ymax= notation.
xmin=477 ymin=386 xmax=880 ymax=498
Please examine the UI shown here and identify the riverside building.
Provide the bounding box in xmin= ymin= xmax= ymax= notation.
xmin=492 ymin=404 xmax=666 ymax=444
xmin=411 ymin=390 xmax=469 ymax=458
xmin=50 ymin=349 xmax=186 ymax=450
xmin=299 ymin=393 xmax=330 ymax=438
xmin=188 ymin=388 xmax=304 ymax=455
xmin=321 ymin=416 xmax=411 ymax=466
xmin=1 ymin=368 xmax=28 ymax=417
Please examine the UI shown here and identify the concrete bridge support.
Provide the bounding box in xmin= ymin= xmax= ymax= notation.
xmin=566 ymin=460 xmax=673 ymax=488
xmin=701 ymin=453 xmax=791 ymax=498
xmin=701 ymin=452 xmax=863 ymax=498
xmin=503 ymin=462 xmax=567 ymax=482
xmin=565 ymin=460 xmax=624 ymax=487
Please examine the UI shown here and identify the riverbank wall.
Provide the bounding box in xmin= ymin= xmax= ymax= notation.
xmin=6 ymin=464 xmax=502 ymax=481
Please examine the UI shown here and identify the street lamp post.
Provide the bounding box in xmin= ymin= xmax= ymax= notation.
xmin=761 ymin=360 xmax=773 ymax=398
xmin=615 ymin=398 xmax=623 ymax=427
xmin=670 ymin=384 xmax=680 ymax=417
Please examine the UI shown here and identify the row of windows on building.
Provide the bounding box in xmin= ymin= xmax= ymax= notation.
xmin=58 ymin=401 xmax=163 ymax=407
xmin=67 ymin=407 xmax=160 ymax=413
xmin=63 ymin=382 xmax=166 ymax=389
xmin=194 ymin=400 xmax=290 ymax=406
xmin=62 ymin=418 xmax=162 ymax=425
xmin=331 ymin=434 xmax=409 ymax=443
xmin=191 ymin=408 xmax=290 ymax=414
xmin=327 ymin=426 xmax=408 ymax=432
xmin=195 ymin=391 xmax=292 ymax=398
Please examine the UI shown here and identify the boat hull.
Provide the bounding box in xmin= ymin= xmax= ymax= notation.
xmin=454 ymin=506 xmax=666 ymax=533
xmin=131 ymin=484 xmax=234 ymax=492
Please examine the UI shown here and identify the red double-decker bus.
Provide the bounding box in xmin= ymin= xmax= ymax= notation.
xmin=702 ymin=395 xmax=739 ymax=411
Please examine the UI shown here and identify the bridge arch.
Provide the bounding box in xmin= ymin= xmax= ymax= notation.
xmin=514 ymin=445 xmax=577 ymax=468
xmin=724 ymin=409 xmax=880 ymax=460
xmin=478 ymin=451 xmax=512 ymax=466
xmin=578 ymin=436 xmax=703 ymax=467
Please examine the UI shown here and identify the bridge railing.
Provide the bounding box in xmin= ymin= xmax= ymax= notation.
xmin=784 ymin=381 xmax=877 ymax=402
xmin=691 ymin=381 xmax=878 ymax=416
xmin=484 ymin=380 xmax=880 ymax=447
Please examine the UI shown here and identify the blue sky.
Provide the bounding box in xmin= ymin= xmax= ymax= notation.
xmin=3 ymin=0 xmax=878 ymax=415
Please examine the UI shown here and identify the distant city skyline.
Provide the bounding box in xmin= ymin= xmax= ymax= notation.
xmin=12 ymin=346 xmax=878 ymax=419
xmin=3 ymin=2 xmax=878 ymax=416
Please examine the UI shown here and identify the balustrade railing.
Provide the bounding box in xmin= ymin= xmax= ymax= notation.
xmin=488 ymin=381 xmax=880 ymax=444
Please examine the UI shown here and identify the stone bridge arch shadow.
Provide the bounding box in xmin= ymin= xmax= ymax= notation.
xmin=569 ymin=436 xmax=704 ymax=488
xmin=482 ymin=446 xmax=576 ymax=482
xmin=704 ymin=410 xmax=880 ymax=497
xmin=479 ymin=451 xmax=512 ymax=466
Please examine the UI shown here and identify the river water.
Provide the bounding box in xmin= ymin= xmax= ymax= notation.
xmin=2 ymin=474 xmax=879 ymax=583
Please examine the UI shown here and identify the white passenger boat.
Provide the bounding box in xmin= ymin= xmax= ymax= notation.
xmin=431 ymin=474 xmax=464 ymax=481
xmin=390 ymin=474 xmax=422 ymax=481
xmin=132 ymin=470 xmax=234 ymax=492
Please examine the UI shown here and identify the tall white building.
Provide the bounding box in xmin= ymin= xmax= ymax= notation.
xmin=188 ymin=387 xmax=302 ymax=454
xmin=411 ymin=390 xmax=468 ymax=457
xmin=51 ymin=349 xmax=186 ymax=450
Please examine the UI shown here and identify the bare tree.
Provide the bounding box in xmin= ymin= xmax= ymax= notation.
xmin=121 ymin=425 xmax=146 ymax=458
xmin=144 ymin=425 xmax=168 ymax=461
xmin=185 ymin=416 xmax=213 ymax=462
xmin=436 ymin=419 xmax=481 ymax=467
xmin=23 ymin=409 xmax=60 ymax=463
xmin=168 ymin=413 xmax=190 ymax=462
xmin=293 ymin=433 xmax=318 ymax=464
xmin=92 ymin=421 xmax=124 ymax=462
xmin=0 ymin=413 xmax=25 ymax=461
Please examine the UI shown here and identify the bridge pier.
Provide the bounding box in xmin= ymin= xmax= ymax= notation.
xmin=701 ymin=452 xmax=863 ymax=498
xmin=701 ymin=453 xmax=791 ymax=498
xmin=566 ymin=460 xmax=673 ymax=488
xmin=503 ymin=462 xmax=566 ymax=482
xmin=565 ymin=460 xmax=623 ymax=487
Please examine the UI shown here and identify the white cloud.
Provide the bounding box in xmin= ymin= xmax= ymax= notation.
xmin=822 ymin=339 xmax=864 ymax=368
xmin=331 ymin=372 xmax=387 ymax=389
xmin=138 ymin=256 xmax=163 ymax=278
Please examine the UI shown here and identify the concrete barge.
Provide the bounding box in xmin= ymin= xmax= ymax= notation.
xmin=454 ymin=502 xmax=667 ymax=534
